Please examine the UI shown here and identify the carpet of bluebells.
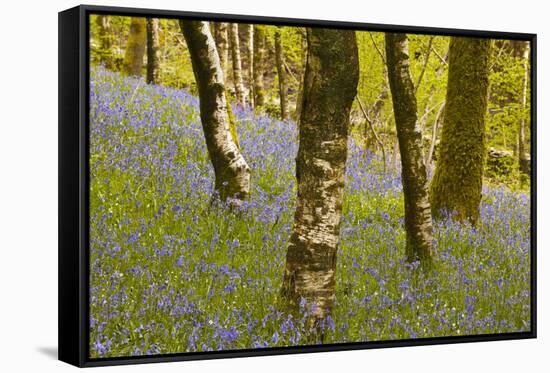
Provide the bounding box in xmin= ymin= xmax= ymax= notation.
xmin=89 ymin=67 xmax=531 ymax=358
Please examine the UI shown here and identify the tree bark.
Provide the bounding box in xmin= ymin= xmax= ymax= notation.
xmin=179 ymin=20 xmax=251 ymax=203
xmin=281 ymin=28 xmax=359 ymax=326
xmin=123 ymin=17 xmax=147 ymax=77
xmin=274 ymin=27 xmax=289 ymax=120
xmin=146 ymin=18 xmax=161 ymax=84
xmin=517 ymin=41 xmax=530 ymax=175
xmin=213 ymin=22 xmax=229 ymax=80
xmin=229 ymin=23 xmax=246 ymax=107
xmin=385 ymin=33 xmax=434 ymax=264
xmin=293 ymin=30 xmax=308 ymax=123
xmin=95 ymin=15 xmax=114 ymax=69
xmin=253 ymin=25 xmax=267 ymax=108
xmin=430 ymin=37 xmax=491 ymax=225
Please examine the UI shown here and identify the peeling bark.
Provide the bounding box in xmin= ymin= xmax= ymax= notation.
xmin=146 ymin=18 xmax=161 ymax=84
xmin=229 ymin=23 xmax=246 ymax=107
xmin=430 ymin=37 xmax=491 ymax=225
xmin=123 ymin=17 xmax=147 ymax=77
xmin=385 ymin=33 xmax=434 ymax=264
xmin=180 ymin=21 xmax=251 ymax=203
xmin=281 ymin=28 xmax=359 ymax=326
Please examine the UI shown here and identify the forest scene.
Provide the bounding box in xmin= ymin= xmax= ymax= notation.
xmin=88 ymin=14 xmax=532 ymax=358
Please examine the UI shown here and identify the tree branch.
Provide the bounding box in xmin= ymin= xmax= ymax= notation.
xmin=357 ymin=97 xmax=387 ymax=173
xmin=414 ymin=36 xmax=434 ymax=95
xmin=369 ymin=32 xmax=386 ymax=65
xmin=425 ymin=101 xmax=445 ymax=168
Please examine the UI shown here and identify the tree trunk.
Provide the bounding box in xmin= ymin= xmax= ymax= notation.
xmin=430 ymin=37 xmax=491 ymax=225
xmin=385 ymin=33 xmax=434 ymax=265
xmin=229 ymin=23 xmax=246 ymax=107
xmin=123 ymin=17 xmax=147 ymax=77
xmin=281 ymin=28 xmax=359 ymax=326
xmin=146 ymin=18 xmax=161 ymax=84
xmin=293 ymin=30 xmax=308 ymax=123
xmin=179 ymin=21 xmax=251 ymax=203
xmin=253 ymin=25 xmax=267 ymax=108
xmin=213 ymin=22 xmax=229 ymax=80
xmin=247 ymin=25 xmax=255 ymax=107
xmin=95 ymin=15 xmax=114 ymax=69
xmin=517 ymin=41 xmax=530 ymax=175
xmin=274 ymin=27 xmax=289 ymax=120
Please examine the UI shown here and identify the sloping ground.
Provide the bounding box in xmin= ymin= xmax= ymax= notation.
xmin=89 ymin=68 xmax=530 ymax=358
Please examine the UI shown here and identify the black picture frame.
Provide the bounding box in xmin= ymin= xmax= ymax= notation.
xmin=59 ymin=4 xmax=537 ymax=367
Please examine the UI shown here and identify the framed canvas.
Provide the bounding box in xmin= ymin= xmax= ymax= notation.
xmin=58 ymin=4 xmax=537 ymax=367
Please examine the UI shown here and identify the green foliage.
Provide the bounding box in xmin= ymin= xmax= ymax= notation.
xmin=488 ymin=46 xmax=531 ymax=153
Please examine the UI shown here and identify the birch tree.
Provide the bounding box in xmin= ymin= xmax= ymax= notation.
xmin=179 ymin=20 xmax=251 ymax=203
xmin=281 ymin=28 xmax=359 ymax=327
xmin=385 ymin=33 xmax=434 ymax=264
xmin=229 ymin=23 xmax=246 ymax=106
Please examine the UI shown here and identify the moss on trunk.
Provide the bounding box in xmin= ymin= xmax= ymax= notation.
xmin=430 ymin=37 xmax=491 ymax=225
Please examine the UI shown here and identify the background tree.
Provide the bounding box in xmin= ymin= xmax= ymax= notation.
xmin=293 ymin=30 xmax=307 ymax=123
xmin=146 ymin=18 xmax=161 ymax=84
xmin=123 ymin=17 xmax=147 ymax=77
xmin=281 ymin=28 xmax=359 ymax=327
xmin=253 ymin=25 xmax=267 ymax=108
xmin=517 ymin=41 xmax=530 ymax=176
xmin=229 ymin=23 xmax=246 ymax=106
xmin=95 ymin=15 xmax=114 ymax=69
xmin=212 ymin=23 xmax=229 ymax=79
xmin=247 ymin=25 xmax=254 ymax=106
xmin=179 ymin=20 xmax=251 ymax=203
xmin=274 ymin=27 xmax=289 ymax=120
xmin=430 ymin=37 xmax=491 ymax=224
xmin=385 ymin=33 xmax=433 ymax=265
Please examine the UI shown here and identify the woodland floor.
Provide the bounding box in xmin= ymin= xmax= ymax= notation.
xmin=89 ymin=68 xmax=531 ymax=358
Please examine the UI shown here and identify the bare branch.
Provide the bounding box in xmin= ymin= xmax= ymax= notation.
xmin=369 ymin=32 xmax=386 ymax=65
xmin=414 ymin=36 xmax=434 ymax=95
xmin=357 ymin=97 xmax=387 ymax=173
xmin=425 ymin=101 xmax=446 ymax=168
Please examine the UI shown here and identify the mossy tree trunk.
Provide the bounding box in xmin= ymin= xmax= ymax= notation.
xmin=430 ymin=37 xmax=491 ymax=225
xmin=123 ymin=17 xmax=147 ymax=77
xmin=95 ymin=15 xmax=114 ymax=69
xmin=274 ymin=27 xmax=289 ymax=120
xmin=253 ymin=25 xmax=267 ymax=108
xmin=229 ymin=23 xmax=246 ymax=107
xmin=281 ymin=28 xmax=359 ymax=327
xmin=146 ymin=18 xmax=161 ymax=84
xmin=180 ymin=21 xmax=251 ymax=203
xmin=385 ymin=33 xmax=434 ymax=265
